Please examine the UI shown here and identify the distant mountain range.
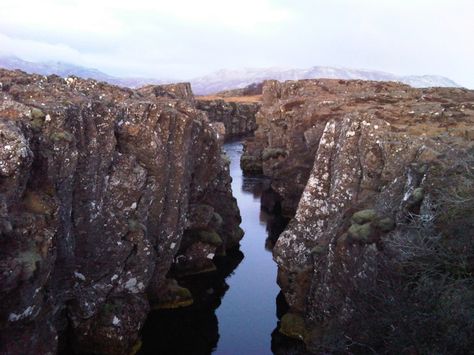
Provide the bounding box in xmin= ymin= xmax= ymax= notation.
xmin=0 ymin=55 xmax=461 ymax=95
xmin=190 ymin=67 xmax=460 ymax=94
xmin=0 ymin=55 xmax=167 ymax=88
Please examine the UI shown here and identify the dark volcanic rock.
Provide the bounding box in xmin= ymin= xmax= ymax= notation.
xmin=243 ymin=79 xmax=474 ymax=353
xmin=137 ymin=82 xmax=195 ymax=101
xmin=0 ymin=70 xmax=242 ymax=354
xmin=196 ymin=99 xmax=260 ymax=140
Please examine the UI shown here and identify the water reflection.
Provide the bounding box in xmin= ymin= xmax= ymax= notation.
xmin=139 ymin=141 xmax=290 ymax=355
xmin=139 ymin=250 xmax=244 ymax=355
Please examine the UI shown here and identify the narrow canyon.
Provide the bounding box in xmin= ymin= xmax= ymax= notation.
xmin=1 ymin=69 xmax=473 ymax=354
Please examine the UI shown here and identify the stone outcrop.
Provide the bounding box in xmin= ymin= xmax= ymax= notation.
xmin=0 ymin=69 xmax=242 ymax=354
xmin=242 ymin=79 xmax=474 ymax=353
xmin=214 ymin=82 xmax=264 ymax=98
xmin=196 ymin=99 xmax=260 ymax=140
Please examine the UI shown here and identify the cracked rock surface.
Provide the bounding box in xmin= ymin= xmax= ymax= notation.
xmin=0 ymin=70 xmax=241 ymax=354
xmin=243 ymin=79 xmax=474 ymax=352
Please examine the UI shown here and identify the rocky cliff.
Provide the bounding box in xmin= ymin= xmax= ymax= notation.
xmin=196 ymin=98 xmax=260 ymax=140
xmin=0 ymin=70 xmax=242 ymax=354
xmin=243 ymin=79 xmax=474 ymax=353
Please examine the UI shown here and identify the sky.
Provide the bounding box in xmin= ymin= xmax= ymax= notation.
xmin=0 ymin=0 xmax=473 ymax=87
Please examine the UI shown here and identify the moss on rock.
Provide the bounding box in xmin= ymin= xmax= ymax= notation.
xmin=351 ymin=209 xmax=377 ymax=225
xmin=348 ymin=222 xmax=373 ymax=242
xmin=30 ymin=108 xmax=45 ymax=120
xmin=262 ymin=147 xmax=287 ymax=160
xmin=411 ymin=187 xmax=424 ymax=204
xmin=50 ymin=130 xmax=74 ymax=143
xmin=311 ymin=244 xmax=328 ymax=256
xmin=240 ymin=155 xmax=262 ymax=174
xmin=197 ymin=230 xmax=223 ymax=246
xmin=279 ymin=313 xmax=309 ymax=341
xmin=153 ymin=284 xmax=194 ymax=310
xmin=374 ymin=217 xmax=396 ymax=232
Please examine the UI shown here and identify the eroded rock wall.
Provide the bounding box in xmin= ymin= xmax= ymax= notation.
xmin=244 ymin=79 xmax=474 ymax=352
xmin=0 ymin=70 xmax=241 ymax=354
xmin=196 ymin=99 xmax=260 ymax=140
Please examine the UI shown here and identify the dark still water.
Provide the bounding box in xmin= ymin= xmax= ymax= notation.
xmin=139 ymin=140 xmax=290 ymax=355
xmin=213 ymin=141 xmax=280 ymax=354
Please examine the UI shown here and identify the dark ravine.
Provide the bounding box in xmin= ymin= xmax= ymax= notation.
xmin=242 ymin=79 xmax=474 ymax=353
xmin=2 ymin=68 xmax=473 ymax=355
xmin=196 ymin=99 xmax=260 ymax=140
xmin=0 ymin=70 xmax=243 ymax=354
xmin=138 ymin=140 xmax=292 ymax=355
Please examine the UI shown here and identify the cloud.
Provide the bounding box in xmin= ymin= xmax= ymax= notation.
xmin=0 ymin=0 xmax=472 ymax=87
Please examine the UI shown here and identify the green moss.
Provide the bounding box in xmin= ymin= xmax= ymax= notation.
xmin=234 ymin=227 xmax=244 ymax=241
xmin=348 ymin=223 xmax=373 ymax=242
xmin=311 ymin=244 xmax=328 ymax=256
xmin=220 ymin=154 xmax=231 ymax=165
xmin=129 ymin=339 xmax=142 ymax=355
xmin=153 ymin=285 xmax=194 ymax=310
xmin=50 ymin=130 xmax=74 ymax=143
xmin=240 ymin=155 xmax=262 ymax=174
xmin=198 ymin=230 xmax=223 ymax=246
xmin=411 ymin=187 xmax=425 ymax=204
xmin=262 ymin=147 xmax=287 ymax=161
xmin=30 ymin=118 xmax=45 ymax=131
xmin=351 ymin=209 xmax=377 ymax=225
xmin=279 ymin=313 xmax=309 ymax=341
xmin=374 ymin=217 xmax=396 ymax=232
xmin=30 ymin=108 xmax=45 ymax=120
xmin=17 ymin=250 xmax=42 ymax=278
xmin=211 ymin=212 xmax=223 ymax=227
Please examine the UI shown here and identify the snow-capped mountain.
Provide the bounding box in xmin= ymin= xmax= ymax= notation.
xmin=0 ymin=55 xmax=168 ymax=88
xmin=0 ymin=56 xmax=460 ymax=94
xmin=189 ymin=67 xmax=461 ymax=94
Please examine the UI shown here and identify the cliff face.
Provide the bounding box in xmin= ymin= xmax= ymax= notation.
xmin=243 ymin=79 xmax=474 ymax=352
xmin=196 ymin=99 xmax=260 ymax=140
xmin=0 ymin=70 xmax=242 ymax=354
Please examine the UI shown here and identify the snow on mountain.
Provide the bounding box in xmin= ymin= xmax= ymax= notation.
xmin=189 ymin=66 xmax=461 ymax=94
xmin=0 ymin=55 xmax=168 ymax=88
xmin=0 ymin=56 xmax=460 ymax=94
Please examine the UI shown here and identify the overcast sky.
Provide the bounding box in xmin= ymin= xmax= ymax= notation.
xmin=0 ymin=0 xmax=473 ymax=87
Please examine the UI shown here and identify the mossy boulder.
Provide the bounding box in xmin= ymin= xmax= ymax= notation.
xmin=197 ymin=230 xmax=223 ymax=246
xmin=152 ymin=282 xmax=194 ymax=310
xmin=374 ymin=217 xmax=396 ymax=232
xmin=279 ymin=313 xmax=309 ymax=341
xmin=211 ymin=212 xmax=223 ymax=228
xmin=17 ymin=249 xmax=42 ymax=280
xmin=30 ymin=108 xmax=45 ymax=120
xmin=411 ymin=187 xmax=424 ymax=204
xmin=29 ymin=108 xmax=46 ymax=131
xmin=348 ymin=223 xmax=373 ymax=242
xmin=351 ymin=209 xmax=377 ymax=225
xmin=220 ymin=153 xmax=231 ymax=165
xmin=50 ymin=130 xmax=74 ymax=143
xmin=240 ymin=155 xmax=263 ymax=174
